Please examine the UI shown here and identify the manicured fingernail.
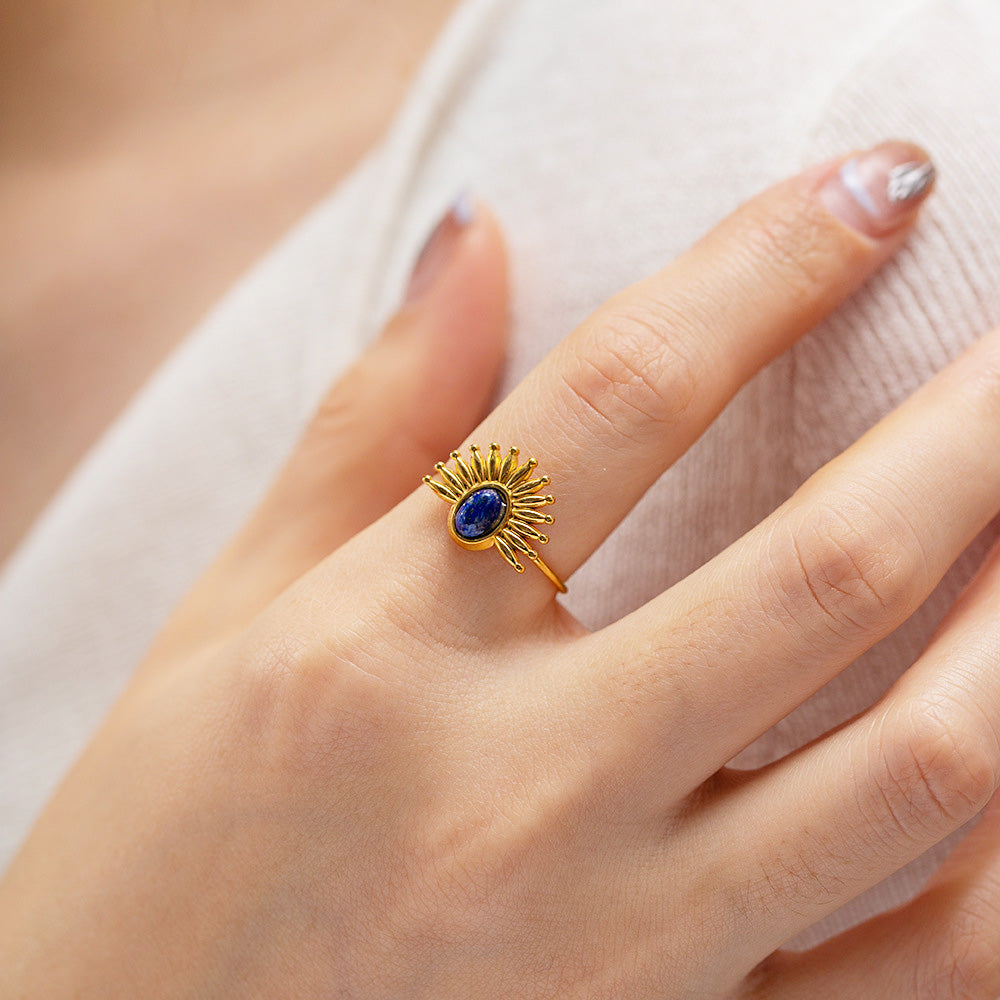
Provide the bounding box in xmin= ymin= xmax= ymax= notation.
xmin=404 ymin=191 xmax=475 ymax=304
xmin=819 ymin=140 xmax=936 ymax=237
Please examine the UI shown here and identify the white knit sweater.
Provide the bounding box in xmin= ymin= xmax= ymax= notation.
xmin=3 ymin=0 xmax=999 ymax=949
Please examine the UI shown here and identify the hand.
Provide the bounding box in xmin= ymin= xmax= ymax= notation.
xmin=3 ymin=140 xmax=998 ymax=999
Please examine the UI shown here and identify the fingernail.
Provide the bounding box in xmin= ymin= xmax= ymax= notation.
xmin=404 ymin=191 xmax=475 ymax=304
xmin=819 ymin=140 xmax=936 ymax=237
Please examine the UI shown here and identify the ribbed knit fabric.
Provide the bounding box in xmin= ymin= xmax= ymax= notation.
xmin=2 ymin=0 xmax=999 ymax=950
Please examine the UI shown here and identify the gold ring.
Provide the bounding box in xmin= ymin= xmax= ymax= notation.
xmin=422 ymin=443 xmax=567 ymax=593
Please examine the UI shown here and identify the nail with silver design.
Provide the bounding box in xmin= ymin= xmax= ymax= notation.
xmin=887 ymin=160 xmax=936 ymax=203
xmin=819 ymin=140 xmax=936 ymax=238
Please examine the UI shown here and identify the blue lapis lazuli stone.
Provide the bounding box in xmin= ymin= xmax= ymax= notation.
xmin=453 ymin=487 xmax=508 ymax=541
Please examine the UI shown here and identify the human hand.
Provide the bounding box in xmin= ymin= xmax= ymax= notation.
xmin=3 ymin=140 xmax=998 ymax=999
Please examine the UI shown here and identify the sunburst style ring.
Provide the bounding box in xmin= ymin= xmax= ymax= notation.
xmin=422 ymin=443 xmax=567 ymax=593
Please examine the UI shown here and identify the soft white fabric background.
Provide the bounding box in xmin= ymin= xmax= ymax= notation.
xmin=3 ymin=0 xmax=1000 ymax=950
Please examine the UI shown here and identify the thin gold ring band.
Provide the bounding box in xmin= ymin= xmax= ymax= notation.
xmin=422 ymin=443 xmax=567 ymax=593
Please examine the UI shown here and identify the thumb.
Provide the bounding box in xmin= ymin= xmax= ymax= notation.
xmin=151 ymin=195 xmax=508 ymax=661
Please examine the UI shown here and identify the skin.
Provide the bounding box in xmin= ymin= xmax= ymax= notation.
xmin=3 ymin=143 xmax=1000 ymax=997
xmin=0 ymin=0 xmax=461 ymax=563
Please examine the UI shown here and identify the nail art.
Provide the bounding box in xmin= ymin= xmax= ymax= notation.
xmin=404 ymin=191 xmax=475 ymax=304
xmin=887 ymin=160 xmax=936 ymax=204
xmin=819 ymin=140 xmax=936 ymax=237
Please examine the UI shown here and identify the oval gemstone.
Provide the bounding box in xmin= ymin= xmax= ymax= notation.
xmin=453 ymin=487 xmax=508 ymax=541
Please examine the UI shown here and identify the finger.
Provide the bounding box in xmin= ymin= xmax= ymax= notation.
xmin=415 ymin=140 xmax=935 ymax=607
xmin=249 ymin=197 xmax=507 ymax=561
xmin=589 ymin=323 xmax=1000 ymax=800
xmin=148 ymin=196 xmax=508 ymax=662
xmin=701 ymin=527 xmax=1000 ymax=958
xmin=751 ymin=790 xmax=1000 ymax=998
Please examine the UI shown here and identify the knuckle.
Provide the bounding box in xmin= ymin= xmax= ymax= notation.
xmin=310 ymin=366 xmax=370 ymax=441
xmin=771 ymin=488 xmax=929 ymax=641
xmin=303 ymin=345 xmax=445 ymax=477
xmin=733 ymin=193 xmax=854 ymax=309
xmin=239 ymin=628 xmax=400 ymax=775
xmin=872 ymin=701 xmax=998 ymax=843
xmin=742 ymin=827 xmax=851 ymax=923
xmin=295 ymin=374 xmax=372 ymax=478
xmin=952 ymin=332 xmax=1000 ymax=425
xmin=919 ymin=904 xmax=1000 ymax=1000
xmin=562 ymin=297 xmax=702 ymax=444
